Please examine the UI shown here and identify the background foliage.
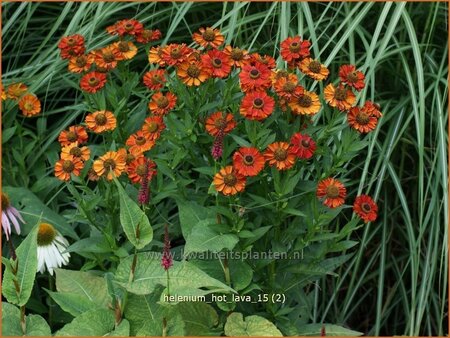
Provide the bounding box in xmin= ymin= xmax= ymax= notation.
xmin=2 ymin=1 xmax=448 ymax=336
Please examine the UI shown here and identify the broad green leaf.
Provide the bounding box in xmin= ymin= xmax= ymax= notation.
xmin=115 ymin=252 xmax=235 ymax=295
xmin=113 ymin=178 xmax=153 ymax=249
xmin=177 ymin=302 xmax=219 ymax=336
xmin=177 ymin=200 xmax=216 ymax=237
xmin=224 ymin=312 xmax=282 ymax=336
xmin=54 ymin=269 xmax=110 ymax=310
xmin=24 ymin=315 xmax=52 ymax=336
xmin=286 ymin=253 xmax=354 ymax=277
xmin=3 ymin=186 xmax=77 ymax=239
xmin=107 ymin=319 xmax=130 ymax=336
xmin=184 ymin=221 xmax=239 ymax=255
xmin=47 ymin=291 xmax=99 ymax=317
xmin=296 ymin=324 xmax=362 ymax=336
xmin=1 ymin=303 xmax=51 ymax=336
xmin=2 ymin=224 xmax=38 ymax=306
xmin=56 ymin=309 xmax=115 ymax=336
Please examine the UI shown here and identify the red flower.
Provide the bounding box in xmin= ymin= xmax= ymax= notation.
xmin=233 ymin=147 xmax=265 ymax=177
xmin=161 ymin=43 xmax=191 ymax=67
xmin=80 ymin=71 xmax=107 ymax=93
xmin=143 ymin=69 xmax=166 ymax=91
xmin=247 ymin=53 xmax=277 ymax=69
xmin=240 ymin=91 xmax=275 ymax=121
xmin=205 ymin=112 xmax=236 ymax=137
xmin=290 ymin=133 xmax=316 ymax=159
xmin=353 ymin=195 xmax=378 ymax=223
xmin=316 ymin=178 xmax=347 ymax=208
xmin=347 ymin=101 xmax=382 ymax=133
xmin=239 ymin=62 xmax=272 ymax=92
xmin=339 ymin=64 xmax=365 ymax=91
xmin=115 ymin=19 xmax=144 ymax=37
xmin=128 ymin=156 xmax=157 ymax=184
xmin=135 ymin=29 xmax=162 ymax=43
xmin=264 ymin=142 xmax=296 ymax=171
xmin=192 ymin=27 xmax=224 ymax=49
xmin=141 ymin=116 xmax=166 ymax=141
xmin=201 ymin=49 xmax=232 ymax=79
xmin=280 ymin=36 xmax=310 ymax=62
xmin=58 ymin=34 xmax=85 ymax=59
xmin=148 ymin=91 xmax=177 ymax=115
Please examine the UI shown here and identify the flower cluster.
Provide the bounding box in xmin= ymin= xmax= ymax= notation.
xmin=1 ymin=82 xmax=41 ymax=117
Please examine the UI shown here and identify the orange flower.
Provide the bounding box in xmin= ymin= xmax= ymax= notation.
xmin=93 ymin=46 xmax=120 ymax=70
xmin=61 ymin=142 xmax=90 ymax=162
xmin=347 ymin=101 xmax=382 ymax=133
xmin=114 ymin=19 xmax=144 ymax=37
xmin=87 ymin=168 xmax=100 ymax=181
xmin=136 ymin=29 xmax=162 ymax=44
xmin=58 ymin=126 xmax=88 ymax=146
xmin=126 ymin=130 xmax=156 ymax=155
xmin=247 ymin=53 xmax=276 ymax=69
xmin=54 ymin=156 xmax=84 ymax=181
xmin=127 ymin=156 xmax=157 ymax=184
xmin=270 ymin=69 xmax=290 ymax=85
xmin=273 ymin=73 xmax=299 ymax=99
xmin=1 ymin=84 xmax=6 ymax=101
xmin=112 ymin=41 xmax=138 ymax=60
xmin=324 ymin=83 xmax=356 ymax=111
xmin=18 ymin=94 xmax=41 ymax=117
xmin=161 ymin=43 xmax=190 ymax=67
xmin=299 ymin=58 xmax=329 ymax=81
xmin=141 ymin=116 xmax=166 ymax=141
xmin=6 ymin=83 xmax=28 ymax=100
xmin=233 ymin=147 xmax=265 ymax=177
xmin=58 ymin=34 xmax=85 ymax=59
xmin=339 ymin=64 xmax=365 ymax=91
xmin=290 ymin=133 xmax=316 ymax=159
xmin=80 ymin=72 xmax=107 ymax=93
xmin=280 ymin=36 xmax=310 ymax=62
xmin=148 ymin=91 xmax=177 ymax=115
xmin=240 ymin=91 xmax=275 ymax=121
xmin=143 ymin=69 xmax=166 ymax=91
xmin=288 ymin=89 xmax=321 ymax=115
xmin=205 ymin=112 xmax=236 ymax=137
xmin=316 ymin=178 xmax=346 ymax=208
xmin=192 ymin=27 xmax=224 ymax=48
xmin=93 ymin=151 xmax=127 ymax=180
xmin=148 ymin=46 xmax=166 ymax=67
xmin=177 ymin=59 xmax=211 ymax=86
xmin=213 ymin=166 xmax=246 ymax=196
xmin=264 ymin=142 xmax=296 ymax=171
xmin=239 ymin=62 xmax=272 ymax=92
xmin=223 ymin=45 xmax=249 ymax=68
xmin=68 ymin=54 xmax=94 ymax=73
xmin=201 ymin=49 xmax=232 ymax=79
xmin=353 ymin=195 xmax=378 ymax=223
xmin=85 ymin=110 xmax=116 ymax=133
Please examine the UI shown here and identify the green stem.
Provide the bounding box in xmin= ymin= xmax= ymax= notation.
xmin=20 ymin=305 xmax=26 ymax=334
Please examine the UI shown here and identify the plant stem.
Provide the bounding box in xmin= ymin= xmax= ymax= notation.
xmin=20 ymin=305 xmax=26 ymax=334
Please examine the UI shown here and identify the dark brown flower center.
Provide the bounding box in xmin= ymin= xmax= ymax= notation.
xmin=152 ymin=74 xmax=162 ymax=82
xmin=70 ymin=147 xmax=82 ymax=157
xmin=334 ymin=87 xmax=348 ymax=101
xmin=67 ymin=38 xmax=75 ymax=46
xmin=135 ymin=136 xmax=147 ymax=146
xmin=289 ymin=41 xmax=300 ymax=53
xmin=124 ymin=22 xmax=134 ymax=31
xmin=308 ymin=60 xmax=321 ymax=73
xmin=326 ymin=185 xmax=340 ymax=198
xmin=274 ymin=148 xmax=287 ymax=161
xmin=103 ymin=51 xmax=115 ymax=63
xmin=1 ymin=193 xmax=10 ymax=210
xmin=156 ymin=96 xmax=169 ymax=108
xmin=88 ymin=77 xmax=99 ymax=86
xmin=67 ymin=131 xmax=78 ymax=142
xmin=125 ymin=154 xmax=135 ymax=165
xmin=212 ymin=58 xmax=222 ymax=68
xmin=253 ymin=98 xmax=264 ymax=109
xmin=231 ymin=48 xmax=243 ymax=60
xmin=249 ymin=69 xmax=260 ymax=79
xmin=187 ymin=65 xmax=200 ymax=78
xmin=136 ymin=164 xmax=147 ymax=177
xmin=95 ymin=113 xmax=107 ymax=126
xmin=347 ymin=71 xmax=358 ymax=83
xmin=282 ymin=82 xmax=296 ymax=93
xmin=76 ymin=56 xmax=87 ymax=67
xmin=147 ymin=122 xmax=159 ymax=133
xmin=301 ymin=139 xmax=310 ymax=148
xmin=214 ymin=117 xmax=227 ymax=129
xmin=298 ymin=94 xmax=312 ymax=107
xmin=356 ymin=112 xmax=370 ymax=125
xmin=118 ymin=41 xmax=130 ymax=52
xmin=62 ymin=160 xmax=75 ymax=173
xmin=202 ymin=28 xmax=215 ymax=42
xmin=170 ymin=47 xmax=181 ymax=59
xmin=243 ymin=155 xmax=254 ymax=165
xmin=361 ymin=203 xmax=371 ymax=212
xmin=275 ymin=70 xmax=289 ymax=79
xmin=103 ymin=159 xmax=116 ymax=170
xmin=223 ymin=173 xmax=237 ymax=186
xmin=37 ymin=223 xmax=57 ymax=246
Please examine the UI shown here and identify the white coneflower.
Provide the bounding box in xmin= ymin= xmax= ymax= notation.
xmin=1 ymin=192 xmax=25 ymax=240
xmin=37 ymin=223 xmax=70 ymax=275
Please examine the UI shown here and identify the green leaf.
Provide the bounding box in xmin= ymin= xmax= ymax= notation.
xmin=224 ymin=312 xmax=282 ymax=336
xmin=54 ymin=269 xmax=110 ymax=310
xmin=113 ymin=178 xmax=153 ymax=249
xmin=107 ymin=319 xmax=130 ymax=336
xmin=115 ymin=252 xmax=235 ymax=296
xmin=47 ymin=291 xmax=99 ymax=317
xmin=2 ymin=224 xmax=38 ymax=306
xmin=2 ymin=126 xmax=17 ymax=144
xmin=177 ymin=302 xmax=219 ymax=335
xmin=296 ymin=324 xmax=362 ymax=336
xmin=177 ymin=200 xmax=216 ymax=238
xmin=56 ymin=309 xmax=116 ymax=336
xmin=184 ymin=221 xmax=239 ymax=255
xmin=24 ymin=315 xmax=52 ymax=336
xmin=1 ymin=303 xmax=51 ymax=336
xmin=3 ymin=186 xmax=77 ymax=239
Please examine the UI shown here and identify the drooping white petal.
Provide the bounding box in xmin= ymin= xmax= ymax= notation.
xmin=10 ymin=207 xmax=25 ymax=225
xmin=37 ymin=247 xmax=46 ymax=274
xmin=6 ymin=209 xmax=21 ymax=235
xmin=2 ymin=211 xmax=11 ymax=240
